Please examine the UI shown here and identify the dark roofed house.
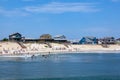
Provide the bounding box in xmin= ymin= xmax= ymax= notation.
xmin=116 ymin=38 xmax=120 ymax=44
xmin=98 ymin=37 xmax=115 ymax=44
xmin=116 ymin=38 xmax=120 ymax=42
xmin=79 ymin=36 xmax=98 ymax=44
xmin=70 ymin=40 xmax=80 ymax=44
xmin=9 ymin=32 xmax=22 ymax=41
xmin=53 ymin=35 xmax=67 ymax=43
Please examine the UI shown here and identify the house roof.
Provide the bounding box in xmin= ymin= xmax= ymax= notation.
xmin=54 ymin=35 xmax=66 ymax=39
xmin=98 ymin=37 xmax=115 ymax=40
xmin=40 ymin=34 xmax=52 ymax=39
xmin=116 ymin=38 xmax=120 ymax=41
xmin=54 ymin=35 xmax=65 ymax=37
xmin=84 ymin=36 xmax=96 ymax=40
xmin=80 ymin=36 xmax=96 ymax=43
xmin=9 ymin=32 xmax=22 ymax=36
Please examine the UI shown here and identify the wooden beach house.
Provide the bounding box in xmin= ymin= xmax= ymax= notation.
xmin=9 ymin=33 xmax=22 ymax=41
xmin=22 ymin=34 xmax=54 ymax=43
xmin=40 ymin=34 xmax=54 ymax=42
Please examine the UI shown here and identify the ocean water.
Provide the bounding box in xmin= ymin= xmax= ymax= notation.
xmin=0 ymin=53 xmax=120 ymax=80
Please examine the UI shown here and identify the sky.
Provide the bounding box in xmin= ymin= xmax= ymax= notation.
xmin=0 ymin=0 xmax=120 ymax=39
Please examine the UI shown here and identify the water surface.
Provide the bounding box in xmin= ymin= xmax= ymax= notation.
xmin=0 ymin=53 xmax=120 ymax=80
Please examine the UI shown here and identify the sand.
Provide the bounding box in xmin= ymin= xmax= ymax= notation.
xmin=0 ymin=42 xmax=120 ymax=55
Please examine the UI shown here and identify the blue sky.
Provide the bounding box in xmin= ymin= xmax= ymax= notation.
xmin=0 ymin=0 xmax=120 ymax=39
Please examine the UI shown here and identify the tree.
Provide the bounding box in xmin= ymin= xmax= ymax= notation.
xmin=2 ymin=38 xmax=8 ymax=41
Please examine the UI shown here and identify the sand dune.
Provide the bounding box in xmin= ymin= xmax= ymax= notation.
xmin=0 ymin=42 xmax=120 ymax=55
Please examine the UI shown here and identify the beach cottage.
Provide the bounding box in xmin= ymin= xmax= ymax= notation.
xmin=70 ymin=40 xmax=80 ymax=44
xmin=98 ymin=37 xmax=115 ymax=44
xmin=9 ymin=33 xmax=22 ymax=41
xmin=40 ymin=34 xmax=52 ymax=39
xmin=116 ymin=38 xmax=120 ymax=44
xmin=53 ymin=35 xmax=68 ymax=43
xmin=79 ymin=36 xmax=98 ymax=44
xmin=40 ymin=34 xmax=54 ymax=42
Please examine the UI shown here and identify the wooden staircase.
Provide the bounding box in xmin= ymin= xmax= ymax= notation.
xmin=46 ymin=42 xmax=52 ymax=48
xmin=17 ymin=42 xmax=26 ymax=48
xmin=64 ymin=43 xmax=71 ymax=48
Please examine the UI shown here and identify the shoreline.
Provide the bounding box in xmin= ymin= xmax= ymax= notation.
xmin=1 ymin=42 xmax=120 ymax=57
xmin=1 ymin=50 xmax=120 ymax=56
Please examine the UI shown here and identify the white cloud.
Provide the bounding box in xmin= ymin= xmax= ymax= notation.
xmin=104 ymin=0 xmax=120 ymax=2
xmin=0 ymin=0 xmax=36 ymax=2
xmin=0 ymin=7 xmax=29 ymax=17
xmin=24 ymin=2 xmax=100 ymax=13
xmin=22 ymin=0 xmax=36 ymax=2
xmin=0 ymin=2 xmax=100 ymax=16
xmin=111 ymin=0 xmax=120 ymax=2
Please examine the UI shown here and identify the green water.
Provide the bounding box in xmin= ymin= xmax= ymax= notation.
xmin=0 ymin=53 xmax=120 ymax=80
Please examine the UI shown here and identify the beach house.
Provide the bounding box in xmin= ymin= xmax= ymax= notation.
xmin=116 ymin=38 xmax=120 ymax=42
xmin=79 ymin=36 xmax=98 ymax=44
xmin=70 ymin=40 xmax=80 ymax=44
xmin=40 ymin=34 xmax=52 ymax=39
xmin=40 ymin=34 xmax=54 ymax=42
xmin=53 ymin=35 xmax=68 ymax=43
xmin=22 ymin=34 xmax=54 ymax=43
xmin=9 ymin=33 xmax=22 ymax=41
xmin=116 ymin=38 xmax=120 ymax=44
xmin=98 ymin=37 xmax=115 ymax=44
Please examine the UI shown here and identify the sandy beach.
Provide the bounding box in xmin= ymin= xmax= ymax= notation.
xmin=0 ymin=42 xmax=120 ymax=56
